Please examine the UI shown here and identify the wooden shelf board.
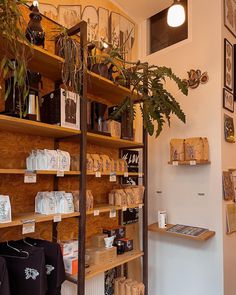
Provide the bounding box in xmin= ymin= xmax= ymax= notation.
xmin=87 ymin=172 xmax=143 ymax=177
xmin=148 ymin=223 xmax=215 ymax=242
xmin=0 ymin=115 xmax=80 ymax=138
xmin=87 ymin=132 xmax=143 ymax=148
xmin=87 ymin=71 xmax=139 ymax=106
xmin=0 ymin=37 xmax=63 ymax=81
xmin=0 ymin=212 xmax=80 ymax=229
xmin=87 ymin=203 xmax=144 ymax=215
xmin=168 ymin=160 xmax=211 ymax=166
xmin=66 ymin=250 xmax=144 ymax=282
xmin=0 ymin=169 xmax=81 ymax=175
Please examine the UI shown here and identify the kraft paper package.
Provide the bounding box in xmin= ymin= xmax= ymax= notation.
xmin=170 ymin=139 xmax=185 ymax=161
xmin=100 ymin=154 xmax=111 ymax=174
xmin=71 ymin=190 xmax=80 ymax=212
xmin=131 ymin=186 xmax=145 ymax=204
xmin=110 ymin=159 xmax=118 ymax=173
xmin=0 ymin=195 xmax=12 ymax=223
xmin=114 ymin=277 xmax=126 ymax=295
xmin=185 ymin=137 xmax=209 ymax=161
xmin=117 ymin=159 xmax=128 ymax=173
xmin=86 ymin=190 xmax=94 ymax=210
xmin=131 ymin=282 xmax=139 ymax=295
xmin=71 ymin=155 xmax=80 ymax=171
xmin=137 ymin=283 xmax=145 ymax=295
xmin=91 ymin=154 xmax=102 ymax=172
xmin=87 ymin=154 xmax=94 ymax=173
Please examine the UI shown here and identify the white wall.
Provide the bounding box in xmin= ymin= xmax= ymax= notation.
xmin=139 ymin=0 xmax=224 ymax=294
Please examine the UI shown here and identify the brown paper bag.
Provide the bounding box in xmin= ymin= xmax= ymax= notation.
xmin=91 ymin=154 xmax=102 ymax=172
xmin=170 ymin=139 xmax=185 ymax=161
xmin=87 ymin=154 xmax=94 ymax=173
xmin=137 ymin=283 xmax=145 ymax=295
xmin=131 ymin=282 xmax=139 ymax=295
xmin=114 ymin=277 xmax=126 ymax=295
xmin=100 ymin=154 xmax=111 ymax=173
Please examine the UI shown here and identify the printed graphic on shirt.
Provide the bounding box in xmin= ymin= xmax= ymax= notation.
xmin=46 ymin=264 xmax=55 ymax=275
xmin=25 ymin=268 xmax=39 ymax=280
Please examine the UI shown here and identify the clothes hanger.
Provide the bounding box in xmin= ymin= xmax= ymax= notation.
xmin=23 ymin=237 xmax=33 ymax=247
xmin=0 ymin=241 xmax=30 ymax=259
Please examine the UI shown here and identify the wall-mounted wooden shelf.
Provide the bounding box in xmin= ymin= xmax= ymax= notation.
xmin=148 ymin=223 xmax=215 ymax=242
xmin=0 ymin=169 xmax=81 ymax=175
xmin=0 ymin=115 xmax=80 ymax=138
xmin=168 ymin=160 xmax=211 ymax=166
xmin=0 ymin=212 xmax=80 ymax=229
xmin=67 ymin=250 xmax=144 ymax=282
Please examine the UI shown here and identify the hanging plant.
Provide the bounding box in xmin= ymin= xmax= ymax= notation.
xmin=89 ymin=42 xmax=188 ymax=137
xmin=54 ymin=28 xmax=83 ymax=94
xmin=0 ymin=0 xmax=32 ymax=116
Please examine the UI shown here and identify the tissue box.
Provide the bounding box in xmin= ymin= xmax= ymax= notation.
xmin=41 ymin=88 xmax=80 ymax=130
xmin=63 ymin=255 xmax=78 ymax=275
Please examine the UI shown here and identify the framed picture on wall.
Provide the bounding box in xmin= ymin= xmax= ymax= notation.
xmin=224 ymin=114 xmax=235 ymax=143
xmin=223 ymin=88 xmax=234 ymax=112
xmin=224 ymin=0 xmax=236 ymax=37
xmin=224 ymin=39 xmax=234 ymax=91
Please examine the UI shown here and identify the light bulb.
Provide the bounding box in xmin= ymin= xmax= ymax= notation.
xmin=33 ymin=1 xmax=39 ymax=7
xmin=103 ymin=41 xmax=109 ymax=49
xmin=167 ymin=2 xmax=185 ymax=27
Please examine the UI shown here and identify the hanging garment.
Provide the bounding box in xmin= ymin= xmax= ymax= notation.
xmin=0 ymin=257 xmax=11 ymax=295
xmin=24 ymin=238 xmax=66 ymax=295
xmin=0 ymin=242 xmax=47 ymax=295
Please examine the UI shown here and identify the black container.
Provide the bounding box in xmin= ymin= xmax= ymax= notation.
xmin=115 ymin=240 xmax=125 ymax=255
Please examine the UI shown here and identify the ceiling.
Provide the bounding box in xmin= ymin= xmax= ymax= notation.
xmin=112 ymin=0 xmax=173 ymax=22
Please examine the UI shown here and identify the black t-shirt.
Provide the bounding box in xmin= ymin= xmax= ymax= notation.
xmin=24 ymin=238 xmax=66 ymax=295
xmin=0 ymin=257 xmax=11 ymax=295
xmin=0 ymin=242 xmax=47 ymax=295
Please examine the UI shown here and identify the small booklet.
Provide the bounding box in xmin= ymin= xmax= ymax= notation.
xmin=166 ymin=224 xmax=209 ymax=237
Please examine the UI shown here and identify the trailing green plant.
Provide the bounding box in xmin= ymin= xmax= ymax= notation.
xmin=0 ymin=0 xmax=32 ymax=116
xmin=90 ymin=43 xmax=188 ymax=137
xmin=54 ymin=28 xmax=83 ymax=94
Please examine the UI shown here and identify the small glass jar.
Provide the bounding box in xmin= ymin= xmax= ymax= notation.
xmin=116 ymin=240 xmax=125 ymax=255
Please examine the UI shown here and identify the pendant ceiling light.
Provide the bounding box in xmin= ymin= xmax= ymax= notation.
xmin=167 ymin=0 xmax=186 ymax=27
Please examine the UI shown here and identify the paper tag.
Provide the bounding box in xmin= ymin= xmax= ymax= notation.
xmin=109 ymin=172 xmax=117 ymax=182
xmin=190 ymin=160 xmax=197 ymax=166
xmin=109 ymin=209 xmax=116 ymax=218
xmin=22 ymin=220 xmax=35 ymax=235
xmin=95 ymin=171 xmax=101 ymax=178
xmin=94 ymin=210 xmax=100 ymax=216
xmin=53 ymin=214 xmax=62 ymax=223
xmin=57 ymin=170 xmax=65 ymax=177
xmin=124 ymin=172 xmax=129 ymax=178
xmin=24 ymin=171 xmax=37 ymax=183
xmin=139 ymin=204 xmax=143 ymax=209
xmin=122 ymin=206 xmax=127 ymax=212
xmin=172 ymin=161 xmax=179 ymax=166
xmin=138 ymin=172 xmax=143 ymax=178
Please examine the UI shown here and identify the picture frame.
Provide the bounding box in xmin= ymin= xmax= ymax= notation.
xmin=223 ymin=88 xmax=234 ymax=112
xmin=224 ymin=39 xmax=234 ymax=91
xmin=224 ymin=114 xmax=235 ymax=143
xmin=224 ymin=0 xmax=236 ymax=37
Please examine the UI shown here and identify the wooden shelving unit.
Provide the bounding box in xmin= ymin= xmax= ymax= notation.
xmin=168 ymin=160 xmax=211 ymax=166
xmin=67 ymin=250 xmax=144 ymax=282
xmin=0 ymin=212 xmax=80 ymax=229
xmin=148 ymin=223 xmax=215 ymax=242
xmin=0 ymin=15 xmax=148 ymax=295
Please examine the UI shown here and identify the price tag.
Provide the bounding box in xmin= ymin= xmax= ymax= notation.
xmin=57 ymin=170 xmax=65 ymax=177
xmin=24 ymin=171 xmax=37 ymax=183
xmin=138 ymin=172 xmax=143 ymax=178
xmin=95 ymin=171 xmax=101 ymax=178
xmin=190 ymin=160 xmax=197 ymax=166
xmin=122 ymin=206 xmax=127 ymax=212
xmin=53 ymin=214 xmax=62 ymax=223
xmin=139 ymin=204 xmax=143 ymax=209
xmin=93 ymin=210 xmax=100 ymax=216
xmin=124 ymin=172 xmax=129 ymax=178
xmin=172 ymin=161 xmax=179 ymax=166
xmin=109 ymin=209 xmax=116 ymax=218
xmin=109 ymin=172 xmax=117 ymax=182
xmin=22 ymin=220 xmax=35 ymax=235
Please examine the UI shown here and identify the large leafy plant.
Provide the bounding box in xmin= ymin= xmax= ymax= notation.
xmin=91 ymin=44 xmax=188 ymax=137
xmin=0 ymin=0 xmax=31 ymax=116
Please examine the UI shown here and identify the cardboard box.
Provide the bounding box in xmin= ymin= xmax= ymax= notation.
xmin=103 ymin=226 xmax=125 ymax=240
xmin=118 ymin=238 xmax=133 ymax=252
xmin=60 ymin=240 xmax=78 ymax=256
xmin=106 ymin=120 xmax=121 ymax=138
xmin=91 ymin=234 xmax=108 ymax=248
xmin=41 ymin=88 xmax=80 ymax=130
xmin=63 ymin=255 xmax=78 ymax=275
